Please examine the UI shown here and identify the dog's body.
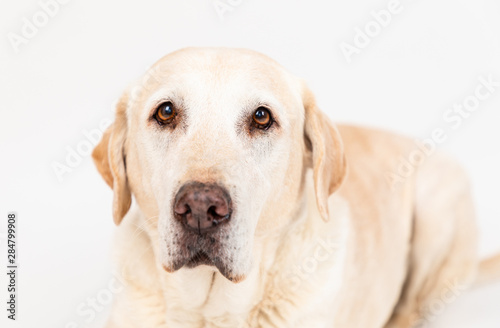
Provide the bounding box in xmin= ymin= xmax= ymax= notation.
xmin=93 ymin=48 xmax=498 ymax=328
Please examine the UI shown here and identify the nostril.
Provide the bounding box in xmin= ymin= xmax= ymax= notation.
xmin=175 ymin=203 xmax=191 ymax=216
xmin=207 ymin=205 xmax=231 ymax=228
xmin=207 ymin=206 xmax=218 ymax=220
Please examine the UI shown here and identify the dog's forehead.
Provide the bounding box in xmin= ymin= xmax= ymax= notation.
xmin=140 ymin=48 xmax=301 ymax=115
xmin=153 ymin=47 xmax=288 ymax=81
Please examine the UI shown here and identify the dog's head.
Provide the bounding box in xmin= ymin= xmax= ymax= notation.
xmin=92 ymin=48 xmax=346 ymax=282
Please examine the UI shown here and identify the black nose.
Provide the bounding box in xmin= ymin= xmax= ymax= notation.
xmin=173 ymin=182 xmax=232 ymax=234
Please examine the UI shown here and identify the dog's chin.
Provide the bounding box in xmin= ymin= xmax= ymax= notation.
xmin=162 ymin=253 xmax=246 ymax=283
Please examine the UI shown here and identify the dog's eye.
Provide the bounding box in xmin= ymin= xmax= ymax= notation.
xmin=155 ymin=102 xmax=176 ymax=124
xmin=252 ymin=107 xmax=272 ymax=129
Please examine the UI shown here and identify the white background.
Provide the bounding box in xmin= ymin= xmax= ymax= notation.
xmin=0 ymin=0 xmax=499 ymax=327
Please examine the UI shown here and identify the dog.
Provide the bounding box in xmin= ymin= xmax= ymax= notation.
xmin=92 ymin=47 xmax=500 ymax=328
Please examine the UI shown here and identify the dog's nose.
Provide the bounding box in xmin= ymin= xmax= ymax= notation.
xmin=173 ymin=182 xmax=232 ymax=234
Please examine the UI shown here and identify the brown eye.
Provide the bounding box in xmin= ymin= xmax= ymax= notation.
xmin=252 ymin=107 xmax=272 ymax=129
xmin=155 ymin=102 xmax=176 ymax=124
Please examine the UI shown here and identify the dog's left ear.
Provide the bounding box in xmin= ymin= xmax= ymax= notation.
xmin=302 ymin=83 xmax=347 ymax=222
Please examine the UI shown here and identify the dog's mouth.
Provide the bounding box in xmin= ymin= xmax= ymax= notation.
xmin=185 ymin=251 xmax=213 ymax=268
xmin=163 ymin=242 xmax=245 ymax=283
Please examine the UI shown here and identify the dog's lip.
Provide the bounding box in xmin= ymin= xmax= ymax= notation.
xmin=164 ymin=251 xmax=214 ymax=272
xmin=163 ymin=251 xmax=246 ymax=283
xmin=185 ymin=251 xmax=214 ymax=268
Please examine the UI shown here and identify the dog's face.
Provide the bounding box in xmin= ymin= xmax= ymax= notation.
xmin=92 ymin=48 xmax=345 ymax=282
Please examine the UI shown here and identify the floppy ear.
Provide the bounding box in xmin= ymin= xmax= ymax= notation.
xmin=302 ymin=83 xmax=347 ymax=222
xmin=92 ymin=93 xmax=132 ymax=225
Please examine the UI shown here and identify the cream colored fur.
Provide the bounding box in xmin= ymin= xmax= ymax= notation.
xmin=92 ymin=48 xmax=498 ymax=328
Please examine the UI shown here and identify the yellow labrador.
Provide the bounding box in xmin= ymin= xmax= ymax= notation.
xmin=92 ymin=48 xmax=500 ymax=328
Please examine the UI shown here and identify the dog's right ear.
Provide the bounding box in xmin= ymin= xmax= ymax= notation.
xmin=92 ymin=92 xmax=132 ymax=225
